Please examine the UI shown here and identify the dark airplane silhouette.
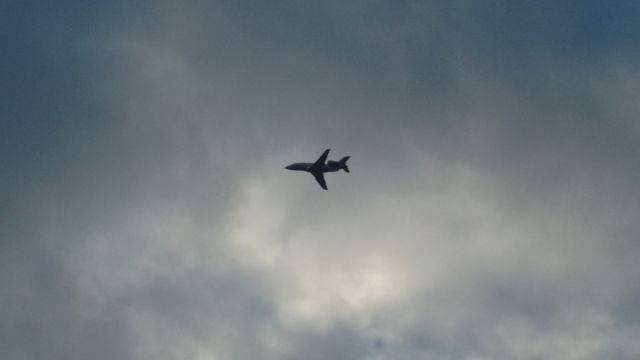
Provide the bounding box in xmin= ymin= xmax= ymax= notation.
xmin=285 ymin=149 xmax=350 ymax=190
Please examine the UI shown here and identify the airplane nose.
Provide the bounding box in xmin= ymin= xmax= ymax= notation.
xmin=285 ymin=165 xmax=292 ymax=170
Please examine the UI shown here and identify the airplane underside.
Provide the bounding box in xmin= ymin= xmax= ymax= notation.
xmin=285 ymin=149 xmax=350 ymax=190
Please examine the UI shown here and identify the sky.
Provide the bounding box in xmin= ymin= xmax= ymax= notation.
xmin=2 ymin=1 xmax=640 ymax=359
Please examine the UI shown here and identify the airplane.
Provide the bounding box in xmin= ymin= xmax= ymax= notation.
xmin=285 ymin=149 xmax=350 ymax=190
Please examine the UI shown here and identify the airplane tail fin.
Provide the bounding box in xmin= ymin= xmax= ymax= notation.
xmin=339 ymin=156 xmax=350 ymax=173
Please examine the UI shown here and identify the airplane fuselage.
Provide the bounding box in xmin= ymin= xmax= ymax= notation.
xmin=285 ymin=162 xmax=342 ymax=173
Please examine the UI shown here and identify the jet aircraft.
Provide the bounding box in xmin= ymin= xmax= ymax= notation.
xmin=285 ymin=149 xmax=350 ymax=190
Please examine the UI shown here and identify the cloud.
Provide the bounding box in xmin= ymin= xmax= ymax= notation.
xmin=3 ymin=1 xmax=640 ymax=359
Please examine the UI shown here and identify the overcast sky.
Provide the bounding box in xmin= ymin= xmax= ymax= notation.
xmin=3 ymin=1 xmax=640 ymax=359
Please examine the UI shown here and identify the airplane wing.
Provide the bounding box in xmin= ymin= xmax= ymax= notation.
xmin=311 ymin=149 xmax=330 ymax=171
xmin=312 ymin=172 xmax=328 ymax=190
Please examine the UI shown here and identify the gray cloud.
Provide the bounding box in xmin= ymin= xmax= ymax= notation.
xmin=3 ymin=1 xmax=640 ymax=359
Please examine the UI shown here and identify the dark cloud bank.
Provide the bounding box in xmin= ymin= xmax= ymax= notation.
xmin=3 ymin=1 xmax=640 ymax=359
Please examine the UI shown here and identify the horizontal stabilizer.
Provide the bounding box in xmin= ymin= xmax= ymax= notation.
xmin=339 ymin=156 xmax=350 ymax=173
